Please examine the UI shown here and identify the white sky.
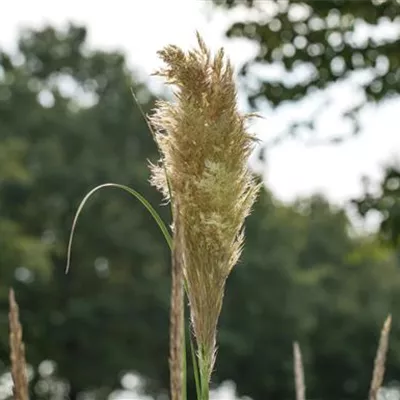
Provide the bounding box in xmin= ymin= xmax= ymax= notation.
xmin=1 ymin=0 xmax=399 ymax=233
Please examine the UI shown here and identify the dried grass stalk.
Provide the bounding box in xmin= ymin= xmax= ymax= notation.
xmin=9 ymin=288 xmax=29 ymax=400
xmin=150 ymin=33 xmax=260 ymax=382
xmin=293 ymin=342 xmax=306 ymax=400
xmin=369 ymin=315 xmax=392 ymax=400
xmin=169 ymin=210 xmax=184 ymax=400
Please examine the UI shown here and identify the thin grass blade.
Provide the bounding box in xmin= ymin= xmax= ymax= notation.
xmin=132 ymin=88 xmax=187 ymax=399
xmin=66 ymin=182 xmax=172 ymax=273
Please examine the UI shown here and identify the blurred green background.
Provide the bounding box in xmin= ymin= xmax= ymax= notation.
xmin=1 ymin=1 xmax=400 ymax=399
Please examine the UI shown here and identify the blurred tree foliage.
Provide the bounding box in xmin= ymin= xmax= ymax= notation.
xmin=212 ymin=0 xmax=400 ymax=145
xmin=353 ymin=165 xmax=400 ymax=249
xmin=1 ymin=24 xmax=400 ymax=400
xmin=0 ymin=24 xmax=171 ymax=400
xmin=216 ymin=192 xmax=400 ymax=400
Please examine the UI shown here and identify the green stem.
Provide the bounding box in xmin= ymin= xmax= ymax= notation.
xmin=201 ymin=372 xmax=209 ymax=400
xmin=199 ymin=347 xmax=210 ymax=400
xmin=181 ymin=300 xmax=187 ymax=400
xmin=189 ymin=328 xmax=202 ymax=400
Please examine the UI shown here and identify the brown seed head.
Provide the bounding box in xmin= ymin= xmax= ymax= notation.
xmin=369 ymin=315 xmax=392 ymax=400
xmin=9 ymin=289 xmax=29 ymax=400
xmin=150 ymin=33 xmax=260 ymax=380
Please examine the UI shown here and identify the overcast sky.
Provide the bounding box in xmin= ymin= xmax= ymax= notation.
xmin=1 ymin=0 xmax=400 ymax=233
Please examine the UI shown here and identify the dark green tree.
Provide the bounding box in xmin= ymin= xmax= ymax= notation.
xmin=353 ymin=165 xmax=400 ymax=248
xmin=216 ymin=192 xmax=400 ymax=400
xmin=212 ymin=0 xmax=400 ymax=145
xmin=0 ymin=24 xmax=171 ymax=399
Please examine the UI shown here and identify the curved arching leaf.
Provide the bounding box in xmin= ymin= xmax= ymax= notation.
xmin=65 ymin=182 xmax=172 ymax=273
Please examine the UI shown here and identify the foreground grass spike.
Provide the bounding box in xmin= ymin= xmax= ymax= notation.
xmin=150 ymin=33 xmax=260 ymax=386
xmin=369 ymin=315 xmax=392 ymax=400
xmin=9 ymin=289 xmax=29 ymax=400
xmin=293 ymin=342 xmax=306 ymax=400
xmin=170 ymin=210 xmax=185 ymax=400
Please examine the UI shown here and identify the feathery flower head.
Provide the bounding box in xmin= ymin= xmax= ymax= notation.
xmin=150 ymin=33 xmax=260 ymax=381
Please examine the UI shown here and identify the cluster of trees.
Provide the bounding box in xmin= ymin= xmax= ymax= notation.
xmin=0 ymin=25 xmax=171 ymax=399
xmin=0 ymin=0 xmax=400 ymax=398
